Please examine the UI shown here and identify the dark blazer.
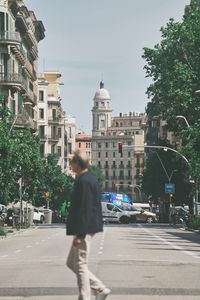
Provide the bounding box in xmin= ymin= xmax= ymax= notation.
xmin=66 ymin=171 xmax=103 ymax=236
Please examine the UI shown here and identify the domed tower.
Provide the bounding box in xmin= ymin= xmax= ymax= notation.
xmin=92 ymin=81 xmax=112 ymax=136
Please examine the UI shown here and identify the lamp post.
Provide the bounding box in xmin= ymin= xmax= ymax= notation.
xmin=176 ymin=115 xmax=190 ymax=128
xmin=175 ymin=115 xmax=198 ymax=215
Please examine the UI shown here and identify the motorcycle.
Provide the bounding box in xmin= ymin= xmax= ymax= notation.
xmin=175 ymin=209 xmax=190 ymax=226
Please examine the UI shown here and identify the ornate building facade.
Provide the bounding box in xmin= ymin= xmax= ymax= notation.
xmin=0 ymin=0 xmax=45 ymax=130
xmin=91 ymin=81 xmax=146 ymax=201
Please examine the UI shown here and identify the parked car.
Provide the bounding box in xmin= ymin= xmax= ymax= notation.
xmin=101 ymin=202 xmax=136 ymax=224
xmin=118 ymin=203 xmax=157 ymax=223
xmin=33 ymin=208 xmax=45 ymax=224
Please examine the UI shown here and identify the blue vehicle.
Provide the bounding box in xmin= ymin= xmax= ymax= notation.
xmin=100 ymin=192 xmax=132 ymax=206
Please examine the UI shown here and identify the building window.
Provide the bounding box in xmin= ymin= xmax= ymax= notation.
xmin=68 ymin=143 xmax=72 ymax=154
xmin=79 ymin=142 xmax=81 ymax=148
xmin=58 ymin=146 xmax=61 ymax=157
xmin=119 ymin=170 xmax=124 ymax=179
xmin=51 ymin=144 xmax=56 ymax=154
xmin=39 ymin=125 xmax=45 ymax=138
xmin=58 ymin=128 xmax=61 ymax=138
xmin=105 ymin=142 xmax=108 ymax=148
xmin=39 ymin=90 xmax=44 ymax=101
xmin=105 ymin=152 xmax=108 ymax=158
xmin=98 ymin=143 xmax=101 ymax=148
xmin=112 ymin=161 xmax=116 ymax=168
xmin=52 ymin=109 xmax=56 ymax=120
xmin=39 ymin=108 xmax=44 ymax=119
xmin=113 ymin=152 xmax=115 ymax=158
xmin=128 ymin=151 xmax=131 ymax=158
xmin=98 ymin=152 xmax=101 ymax=158
xmin=100 ymin=120 xmax=105 ymax=128
xmin=98 ymin=161 xmax=101 ymax=167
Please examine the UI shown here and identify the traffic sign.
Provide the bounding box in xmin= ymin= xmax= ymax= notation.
xmin=165 ymin=183 xmax=175 ymax=194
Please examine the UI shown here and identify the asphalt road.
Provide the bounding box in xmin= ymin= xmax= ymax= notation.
xmin=0 ymin=223 xmax=200 ymax=300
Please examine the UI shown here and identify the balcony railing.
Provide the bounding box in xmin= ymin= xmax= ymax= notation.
xmin=0 ymin=72 xmax=27 ymax=88
xmin=48 ymin=135 xmax=59 ymax=142
xmin=0 ymin=31 xmax=21 ymax=44
xmin=48 ymin=116 xmax=60 ymax=123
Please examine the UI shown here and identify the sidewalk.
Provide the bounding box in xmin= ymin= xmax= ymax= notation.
xmin=0 ymin=225 xmax=36 ymax=239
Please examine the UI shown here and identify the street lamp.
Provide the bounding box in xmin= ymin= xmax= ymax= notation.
xmin=176 ymin=115 xmax=190 ymax=128
xmin=175 ymin=116 xmax=199 ymax=215
xmin=169 ymin=169 xmax=178 ymax=183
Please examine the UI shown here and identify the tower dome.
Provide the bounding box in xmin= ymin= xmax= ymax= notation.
xmin=94 ymin=81 xmax=110 ymax=100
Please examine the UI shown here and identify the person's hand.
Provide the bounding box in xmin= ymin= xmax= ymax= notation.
xmin=73 ymin=237 xmax=82 ymax=247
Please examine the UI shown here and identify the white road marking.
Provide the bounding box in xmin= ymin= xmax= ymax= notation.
xmin=139 ymin=225 xmax=200 ymax=260
xmin=15 ymin=249 xmax=21 ymax=253
xmin=26 ymin=245 xmax=32 ymax=248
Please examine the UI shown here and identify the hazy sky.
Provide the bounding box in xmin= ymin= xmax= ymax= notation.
xmin=25 ymin=0 xmax=190 ymax=133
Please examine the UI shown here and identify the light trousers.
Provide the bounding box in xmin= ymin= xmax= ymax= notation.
xmin=66 ymin=234 xmax=105 ymax=300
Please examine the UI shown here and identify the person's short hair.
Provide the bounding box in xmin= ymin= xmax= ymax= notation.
xmin=71 ymin=150 xmax=89 ymax=170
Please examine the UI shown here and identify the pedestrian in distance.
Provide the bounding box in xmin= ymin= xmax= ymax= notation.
xmin=66 ymin=149 xmax=111 ymax=300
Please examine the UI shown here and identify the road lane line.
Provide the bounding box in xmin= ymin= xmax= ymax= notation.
xmin=14 ymin=250 xmax=21 ymax=253
xmin=139 ymin=225 xmax=200 ymax=260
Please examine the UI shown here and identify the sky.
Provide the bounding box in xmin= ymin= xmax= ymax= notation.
xmin=25 ymin=0 xmax=190 ymax=133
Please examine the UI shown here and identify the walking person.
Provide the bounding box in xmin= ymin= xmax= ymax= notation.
xmin=66 ymin=150 xmax=111 ymax=300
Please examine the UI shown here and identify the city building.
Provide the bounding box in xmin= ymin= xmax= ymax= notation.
xmin=64 ymin=115 xmax=76 ymax=176
xmin=37 ymin=71 xmax=65 ymax=171
xmin=91 ymin=81 xmax=146 ymax=201
xmin=76 ymin=132 xmax=92 ymax=165
xmin=0 ymin=0 xmax=45 ymax=130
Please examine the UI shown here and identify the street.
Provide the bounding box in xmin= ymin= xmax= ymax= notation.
xmin=0 ymin=223 xmax=200 ymax=300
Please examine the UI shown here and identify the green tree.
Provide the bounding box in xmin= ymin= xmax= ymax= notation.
xmin=37 ymin=154 xmax=74 ymax=210
xmin=142 ymin=0 xmax=200 ymax=199
xmin=89 ymin=165 xmax=104 ymax=189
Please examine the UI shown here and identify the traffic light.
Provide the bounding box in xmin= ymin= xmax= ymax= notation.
xmin=118 ymin=142 xmax=123 ymax=156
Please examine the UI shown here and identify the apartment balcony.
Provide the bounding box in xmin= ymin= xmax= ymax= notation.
xmin=1 ymin=72 xmax=36 ymax=104
xmin=48 ymin=116 xmax=60 ymax=124
xmin=104 ymin=165 xmax=109 ymax=169
xmin=48 ymin=135 xmax=59 ymax=142
xmin=126 ymin=176 xmax=132 ymax=180
xmin=126 ymin=164 xmax=132 ymax=168
xmin=0 ymin=31 xmax=21 ymax=45
xmin=119 ymin=164 xmax=124 ymax=169
xmin=39 ymin=134 xmax=48 ymax=141
xmin=111 ymin=164 xmax=116 ymax=169
xmin=10 ymin=46 xmax=37 ymax=80
xmin=13 ymin=108 xmax=37 ymax=132
xmin=0 ymin=72 xmax=27 ymax=89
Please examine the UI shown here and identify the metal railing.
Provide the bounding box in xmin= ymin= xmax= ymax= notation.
xmin=0 ymin=31 xmax=21 ymax=43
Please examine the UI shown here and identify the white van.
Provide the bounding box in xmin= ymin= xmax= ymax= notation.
xmin=101 ymin=202 xmax=136 ymax=224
